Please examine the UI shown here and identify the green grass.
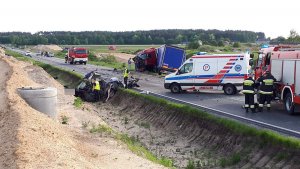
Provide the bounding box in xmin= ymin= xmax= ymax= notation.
xmin=73 ymin=97 xmax=83 ymax=108
xmin=54 ymin=50 xmax=130 ymax=70
xmin=185 ymin=160 xmax=195 ymax=169
xmin=140 ymin=122 xmax=150 ymax=129
xmin=90 ymin=124 xmax=113 ymax=134
xmin=120 ymin=89 xmax=300 ymax=150
xmin=116 ymin=133 xmax=173 ymax=168
xmin=220 ymin=152 xmax=241 ymax=167
xmin=88 ymin=124 xmax=173 ymax=167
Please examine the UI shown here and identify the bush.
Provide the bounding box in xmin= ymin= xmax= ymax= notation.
xmin=187 ymin=41 xmax=200 ymax=49
xmin=233 ymin=42 xmax=241 ymax=48
xmin=99 ymin=55 xmax=117 ymax=63
xmin=198 ymin=45 xmax=215 ymax=52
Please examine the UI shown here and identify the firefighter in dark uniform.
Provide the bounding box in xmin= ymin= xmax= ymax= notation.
xmin=242 ymin=74 xmax=256 ymax=113
xmin=257 ymin=70 xmax=276 ymax=112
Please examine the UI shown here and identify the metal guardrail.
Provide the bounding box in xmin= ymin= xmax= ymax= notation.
xmin=136 ymin=88 xmax=300 ymax=138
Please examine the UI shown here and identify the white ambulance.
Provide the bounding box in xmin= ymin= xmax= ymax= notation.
xmin=164 ymin=53 xmax=251 ymax=95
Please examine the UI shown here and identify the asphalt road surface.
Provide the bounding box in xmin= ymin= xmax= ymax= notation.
xmin=8 ymin=48 xmax=300 ymax=135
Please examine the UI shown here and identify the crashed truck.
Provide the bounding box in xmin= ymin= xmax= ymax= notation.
xmin=134 ymin=45 xmax=186 ymax=74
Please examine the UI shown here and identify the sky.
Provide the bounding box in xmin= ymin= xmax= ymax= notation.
xmin=0 ymin=0 xmax=299 ymax=38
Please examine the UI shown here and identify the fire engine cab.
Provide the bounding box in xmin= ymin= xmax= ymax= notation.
xmin=252 ymin=46 xmax=300 ymax=114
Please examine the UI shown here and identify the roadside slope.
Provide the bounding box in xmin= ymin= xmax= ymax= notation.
xmin=0 ymin=50 xmax=166 ymax=169
xmin=0 ymin=55 xmax=17 ymax=168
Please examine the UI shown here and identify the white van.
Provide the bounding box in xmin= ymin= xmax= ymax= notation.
xmin=164 ymin=53 xmax=251 ymax=95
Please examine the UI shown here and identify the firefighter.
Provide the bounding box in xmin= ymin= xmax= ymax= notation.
xmin=92 ymin=79 xmax=101 ymax=101
xmin=123 ymin=66 xmax=129 ymax=88
xmin=242 ymin=74 xmax=256 ymax=113
xmin=257 ymin=70 xmax=276 ymax=112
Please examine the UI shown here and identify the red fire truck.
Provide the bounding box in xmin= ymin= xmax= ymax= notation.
xmin=252 ymin=45 xmax=300 ymax=114
xmin=66 ymin=47 xmax=89 ymax=65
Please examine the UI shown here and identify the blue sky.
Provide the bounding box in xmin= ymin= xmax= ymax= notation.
xmin=1 ymin=0 xmax=299 ymax=38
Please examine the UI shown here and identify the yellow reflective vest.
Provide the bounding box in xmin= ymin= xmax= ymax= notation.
xmin=123 ymin=68 xmax=129 ymax=78
xmin=93 ymin=81 xmax=100 ymax=91
xmin=242 ymin=78 xmax=255 ymax=94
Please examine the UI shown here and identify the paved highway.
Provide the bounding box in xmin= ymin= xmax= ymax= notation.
xmin=8 ymin=47 xmax=300 ymax=136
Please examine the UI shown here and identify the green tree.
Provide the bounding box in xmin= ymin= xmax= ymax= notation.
xmin=187 ymin=41 xmax=200 ymax=49
xmin=233 ymin=42 xmax=241 ymax=48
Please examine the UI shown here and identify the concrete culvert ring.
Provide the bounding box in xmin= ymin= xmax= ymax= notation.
xmin=18 ymin=87 xmax=57 ymax=118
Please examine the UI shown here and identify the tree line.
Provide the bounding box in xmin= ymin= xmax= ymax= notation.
xmin=0 ymin=29 xmax=265 ymax=46
xmin=270 ymin=30 xmax=300 ymax=44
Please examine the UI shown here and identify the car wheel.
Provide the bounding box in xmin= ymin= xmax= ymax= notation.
xmin=224 ymin=84 xmax=236 ymax=95
xmin=83 ymin=62 xmax=87 ymax=65
xmin=284 ymin=92 xmax=295 ymax=115
xmin=170 ymin=83 xmax=181 ymax=93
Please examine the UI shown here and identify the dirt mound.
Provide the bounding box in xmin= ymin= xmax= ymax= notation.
xmin=95 ymin=91 xmax=300 ymax=168
xmin=31 ymin=45 xmax=62 ymax=52
xmin=0 ymin=54 xmax=166 ymax=168
xmin=1 ymin=56 xmax=96 ymax=168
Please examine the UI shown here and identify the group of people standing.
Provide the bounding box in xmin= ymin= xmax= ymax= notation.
xmin=242 ymin=71 xmax=276 ymax=113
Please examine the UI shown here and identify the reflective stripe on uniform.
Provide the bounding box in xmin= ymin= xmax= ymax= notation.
xmin=263 ymin=79 xmax=274 ymax=85
xmin=267 ymin=104 xmax=271 ymax=108
xmin=245 ymin=104 xmax=249 ymax=108
xmin=259 ymin=91 xmax=273 ymax=94
xmin=243 ymin=80 xmax=254 ymax=86
xmin=250 ymin=105 xmax=255 ymax=108
xmin=242 ymin=90 xmax=254 ymax=94
xmin=259 ymin=104 xmax=264 ymax=107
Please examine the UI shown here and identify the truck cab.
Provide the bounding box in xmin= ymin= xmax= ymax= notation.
xmin=67 ymin=47 xmax=88 ymax=65
xmin=135 ymin=48 xmax=157 ymax=71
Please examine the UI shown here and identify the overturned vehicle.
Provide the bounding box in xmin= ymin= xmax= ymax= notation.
xmin=75 ymin=71 xmax=124 ymax=102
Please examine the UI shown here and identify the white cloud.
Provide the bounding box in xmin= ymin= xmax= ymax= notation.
xmin=0 ymin=0 xmax=299 ymax=38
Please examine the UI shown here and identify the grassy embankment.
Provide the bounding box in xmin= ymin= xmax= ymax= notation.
xmin=123 ymin=89 xmax=300 ymax=149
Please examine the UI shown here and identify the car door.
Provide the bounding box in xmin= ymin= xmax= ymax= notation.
xmin=176 ymin=62 xmax=195 ymax=90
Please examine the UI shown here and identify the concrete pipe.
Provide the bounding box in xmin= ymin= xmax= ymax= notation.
xmin=18 ymin=87 xmax=57 ymax=118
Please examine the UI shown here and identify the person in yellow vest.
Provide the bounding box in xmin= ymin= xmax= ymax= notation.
xmin=92 ymin=79 xmax=101 ymax=101
xmin=123 ymin=66 xmax=129 ymax=88
xmin=242 ymin=74 xmax=256 ymax=113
